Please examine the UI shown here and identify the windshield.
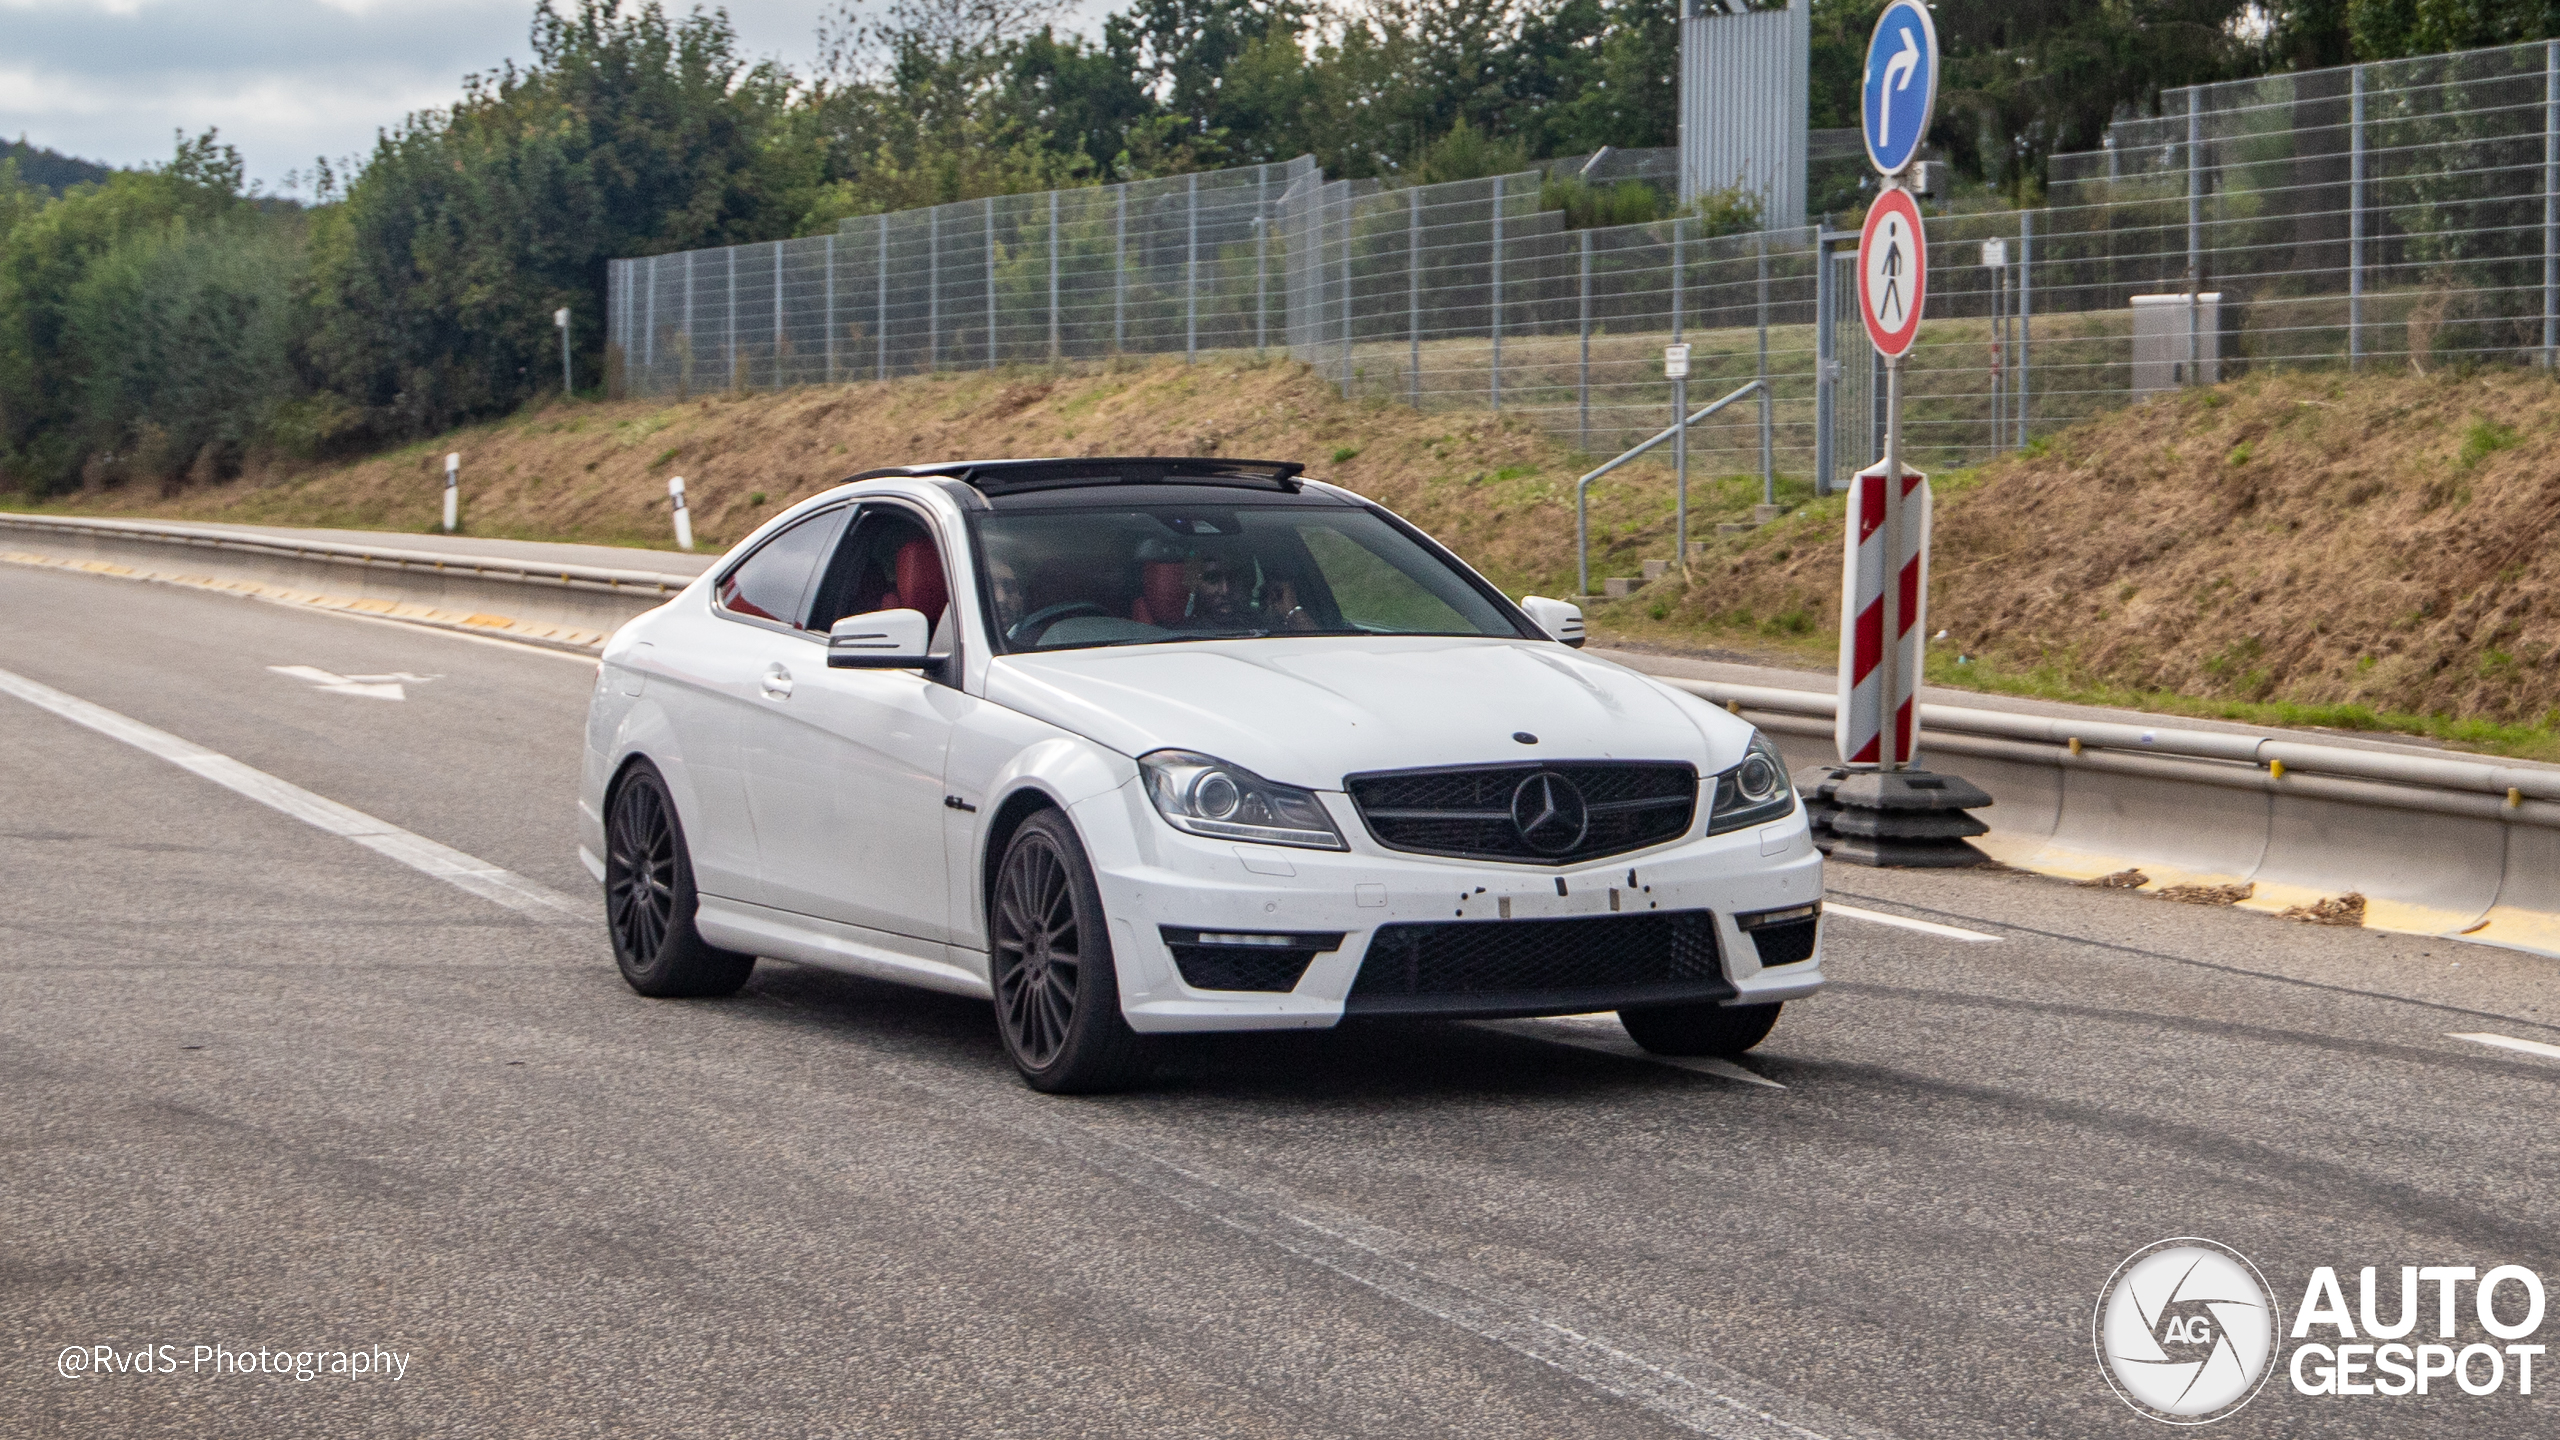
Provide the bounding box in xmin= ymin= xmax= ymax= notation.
xmin=974 ymin=503 xmax=1527 ymax=652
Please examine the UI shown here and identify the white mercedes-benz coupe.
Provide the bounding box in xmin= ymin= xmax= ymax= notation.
xmin=580 ymin=457 xmax=1825 ymax=1091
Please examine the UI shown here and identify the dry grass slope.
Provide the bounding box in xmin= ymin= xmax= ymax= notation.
xmin=1615 ymin=368 xmax=2560 ymax=730
xmin=26 ymin=355 xmax=2560 ymax=740
xmin=30 ymin=355 xmax=1727 ymax=601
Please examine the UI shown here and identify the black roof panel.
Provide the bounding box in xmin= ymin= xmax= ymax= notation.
xmin=849 ymin=456 xmax=1306 ymax=498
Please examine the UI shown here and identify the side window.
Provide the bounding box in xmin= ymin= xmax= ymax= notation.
xmin=715 ymin=507 xmax=846 ymax=628
xmin=808 ymin=508 xmax=949 ymax=633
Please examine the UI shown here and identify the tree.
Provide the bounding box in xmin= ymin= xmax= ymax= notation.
xmin=2345 ymin=0 xmax=2560 ymax=58
xmin=0 ymin=131 xmax=251 ymax=490
xmin=309 ymin=1 xmax=809 ymax=438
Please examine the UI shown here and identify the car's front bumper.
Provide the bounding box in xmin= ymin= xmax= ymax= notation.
xmin=1069 ymin=779 xmax=1827 ymax=1034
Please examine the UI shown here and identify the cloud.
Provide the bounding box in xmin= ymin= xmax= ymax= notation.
xmin=0 ymin=0 xmax=1118 ymax=194
xmin=0 ymin=0 xmax=530 ymax=187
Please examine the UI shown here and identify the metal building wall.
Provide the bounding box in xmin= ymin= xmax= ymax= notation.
xmin=1679 ymin=0 xmax=1810 ymax=227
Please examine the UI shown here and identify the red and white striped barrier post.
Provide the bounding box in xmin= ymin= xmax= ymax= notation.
xmin=1836 ymin=458 xmax=1930 ymax=767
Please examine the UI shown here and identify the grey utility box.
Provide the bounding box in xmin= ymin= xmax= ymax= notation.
xmin=2130 ymin=293 xmax=2230 ymax=398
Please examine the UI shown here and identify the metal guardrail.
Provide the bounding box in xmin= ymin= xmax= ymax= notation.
xmin=1574 ymin=379 xmax=1770 ymax=596
xmin=17 ymin=508 xmax=2552 ymax=828
xmin=0 ymin=514 xmax=697 ymax=598
xmin=1670 ymin=677 xmax=2560 ymax=827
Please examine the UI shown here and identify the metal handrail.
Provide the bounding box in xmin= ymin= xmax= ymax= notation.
xmin=1573 ymin=379 xmax=1768 ymax=596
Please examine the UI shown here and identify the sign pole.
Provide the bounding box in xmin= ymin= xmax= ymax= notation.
xmin=1804 ymin=0 xmax=1992 ymax=864
xmin=1666 ymin=343 xmax=1693 ymax=573
xmin=1673 ymin=374 xmax=1689 ymax=571
xmin=1877 ymin=355 xmax=1904 ymax=770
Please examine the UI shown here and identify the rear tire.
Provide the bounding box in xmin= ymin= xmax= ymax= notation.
xmin=1618 ymin=1000 xmax=1781 ymax=1057
xmin=988 ymin=810 xmax=1155 ymax=1093
xmin=605 ymin=762 xmax=754 ymax=998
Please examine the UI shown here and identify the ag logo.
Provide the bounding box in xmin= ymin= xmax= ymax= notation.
xmin=2094 ymin=1238 xmax=2281 ymax=1424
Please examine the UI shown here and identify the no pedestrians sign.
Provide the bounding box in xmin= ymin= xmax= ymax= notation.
xmin=1858 ymin=187 xmax=1926 ymax=360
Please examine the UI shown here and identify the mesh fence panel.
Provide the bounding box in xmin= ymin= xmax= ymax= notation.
xmin=606 ymin=38 xmax=2560 ymax=487
xmin=611 ymin=158 xmax=1313 ymax=401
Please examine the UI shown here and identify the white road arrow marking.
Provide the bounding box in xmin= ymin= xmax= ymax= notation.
xmin=1878 ymin=26 xmax=1920 ymax=146
xmin=268 ymin=665 xmax=439 ymax=701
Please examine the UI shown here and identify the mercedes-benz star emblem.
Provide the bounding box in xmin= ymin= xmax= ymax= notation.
xmin=1509 ymin=771 xmax=1590 ymax=855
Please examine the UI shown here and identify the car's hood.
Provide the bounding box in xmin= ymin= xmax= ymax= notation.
xmin=985 ymin=636 xmax=1752 ymax=788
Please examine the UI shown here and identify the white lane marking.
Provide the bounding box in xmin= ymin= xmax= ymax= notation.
xmin=0 ymin=664 xmax=590 ymax=926
xmin=268 ymin=664 xmax=439 ymax=701
xmin=2450 ymin=1032 xmax=2560 ymax=1064
xmin=1824 ymin=902 xmax=2000 ymax=943
xmin=1473 ymin=1017 xmax=1788 ymax=1089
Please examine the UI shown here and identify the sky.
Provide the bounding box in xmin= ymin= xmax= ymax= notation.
xmin=0 ymin=0 xmax=1113 ymax=197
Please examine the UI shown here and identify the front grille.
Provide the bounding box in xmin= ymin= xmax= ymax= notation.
xmin=1345 ymin=762 xmax=1698 ymax=865
xmin=1346 ymin=910 xmax=1729 ymax=1017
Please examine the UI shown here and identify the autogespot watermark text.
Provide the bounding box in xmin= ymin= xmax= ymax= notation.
xmin=56 ymin=1344 xmax=409 ymax=1382
xmin=2095 ymin=1239 xmax=2547 ymax=1424
xmin=2290 ymin=1264 xmax=2544 ymax=1399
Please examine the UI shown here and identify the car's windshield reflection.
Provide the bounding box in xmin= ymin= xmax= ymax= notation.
xmin=975 ymin=504 xmax=1521 ymax=652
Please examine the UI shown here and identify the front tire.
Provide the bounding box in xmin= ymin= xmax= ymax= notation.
xmin=988 ymin=810 xmax=1154 ymax=1093
xmin=1618 ymin=1000 xmax=1781 ymax=1057
xmin=605 ymin=761 xmax=754 ymax=998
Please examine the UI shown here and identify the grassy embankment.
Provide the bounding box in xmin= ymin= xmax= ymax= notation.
xmin=17 ymin=355 xmax=2560 ymax=758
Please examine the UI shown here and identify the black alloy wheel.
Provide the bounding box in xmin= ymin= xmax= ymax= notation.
xmin=605 ymin=762 xmax=755 ymax=998
xmin=988 ymin=810 xmax=1154 ymax=1092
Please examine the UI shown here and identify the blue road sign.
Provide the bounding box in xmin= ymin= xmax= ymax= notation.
xmin=1861 ymin=0 xmax=1939 ymax=177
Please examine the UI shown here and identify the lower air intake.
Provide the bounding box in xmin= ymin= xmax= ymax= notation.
xmin=1346 ymin=909 xmax=1730 ymax=1018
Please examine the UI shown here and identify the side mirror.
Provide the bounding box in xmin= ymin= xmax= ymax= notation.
xmin=827 ymin=608 xmax=931 ymax=668
xmin=1519 ymin=596 xmax=1586 ymax=648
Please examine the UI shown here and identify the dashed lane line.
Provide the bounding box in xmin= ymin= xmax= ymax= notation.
xmin=0 ymin=664 xmax=592 ymax=926
xmin=1824 ymin=902 xmax=2001 ymax=943
xmin=2451 ymin=1032 xmax=2560 ymax=1064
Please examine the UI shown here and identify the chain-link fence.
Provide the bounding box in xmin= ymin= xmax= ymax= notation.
xmin=607 ymin=37 xmax=2560 ymax=495
xmin=609 ymin=159 xmax=1316 ymax=398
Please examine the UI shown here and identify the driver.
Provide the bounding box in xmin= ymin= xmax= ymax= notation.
xmin=1186 ymin=555 xmax=1316 ymax=632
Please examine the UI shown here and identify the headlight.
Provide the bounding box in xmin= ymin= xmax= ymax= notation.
xmin=1140 ymin=750 xmax=1348 ymax=850
xmin=1704 ymin=732 xmax=1796 ymax=835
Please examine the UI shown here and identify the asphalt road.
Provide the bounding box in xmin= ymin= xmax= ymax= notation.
xmin=4 ymin=564 xmax=2555 ymax=1439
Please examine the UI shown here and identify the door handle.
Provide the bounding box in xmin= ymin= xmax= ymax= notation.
xmin=760 ymin=663 xmax=794 ymax=699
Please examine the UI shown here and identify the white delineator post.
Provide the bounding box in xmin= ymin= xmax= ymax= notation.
xmin=668 ymin=476 xmax=693 ymax=552
xmin=443 ymin=452 xmax=459 ymax=533
xmin=555 ymin=306 xmax=572 ymax=393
